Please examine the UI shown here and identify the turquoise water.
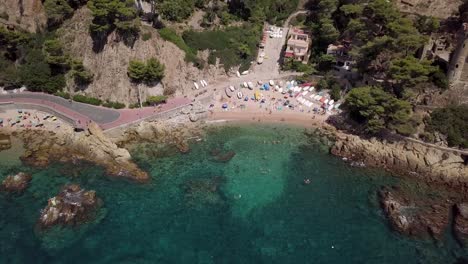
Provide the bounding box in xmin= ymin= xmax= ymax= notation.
xmin=0 ymin=125 xmax=466 ymax=263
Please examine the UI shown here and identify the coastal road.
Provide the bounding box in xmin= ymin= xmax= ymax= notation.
xmin=0 ymin=92 xmax=191 ymax=130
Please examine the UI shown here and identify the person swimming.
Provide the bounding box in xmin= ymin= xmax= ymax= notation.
xmin=303 ymin=178 xmax=311 ymax=185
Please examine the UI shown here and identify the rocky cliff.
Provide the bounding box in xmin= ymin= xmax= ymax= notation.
xmin=331 ymin=133 xmax=468 ymax=187
xmin=396 ymin=0 xmax=463 ymax=19
xmin=58 ymin=7 xmax=225 ymax=105
xmin=0 ymin=0 xmax=46 ymax=32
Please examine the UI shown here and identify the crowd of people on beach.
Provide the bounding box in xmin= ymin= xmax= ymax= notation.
xmin=216 ymin=79 xmax=341 ymax=118
xmin=0 ymin=109 xmax=63 ymax=129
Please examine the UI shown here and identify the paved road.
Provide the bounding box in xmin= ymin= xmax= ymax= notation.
xmin=0 ymin=92 xmax=191 ymax=130
xmin=0 ymin=92 xmax=120 ymax=124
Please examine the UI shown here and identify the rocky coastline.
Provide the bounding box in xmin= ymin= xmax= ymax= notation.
xmin=3 ymin=123 xmax=149 ymax=182
xmin=330 ymin=131 xmax=468 ymax=191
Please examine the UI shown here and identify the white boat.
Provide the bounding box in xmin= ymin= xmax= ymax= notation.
xmin=236 ymin=71 xmax=241 ymax=78
xmin=269 ymin=80 xmax=275 ymax=86
xmin=243 ymin=82 xmax=248 ymax=88
xmin=302 ymin=91 xmax=309 ymax=96
xmin=225 ymin=87 xmax=232 ymax=97
xmin=278 ymin=88 xmax=283 ymax=93
xmin=275 ymin=85 xmax=279 ymax=91
xmin=202 ymin=80 xmax=208 ymax=86
xmin=328 ymin=100 xmax=335 ymax=105
xmin=303 ymin=86 xmax=310 ymax=91
xmin=193 ymin=82 xmax=199 ymax=90
xmin=237 ymin=91 xmax=243 ymax=99
xmin=247 ymin=82 xmax=254 ymax=89
xmin=279 ymin=81 xmax=284 ymax=87
xmin=229 ymin=85 xmax=235 ymax=92
xmin=241 ymin=70 xmax=249 ymax=75
xmin=324 ymin=99 xmax=329 ymax=104
xmin=258 ymin=80 xmax=263 ymax=85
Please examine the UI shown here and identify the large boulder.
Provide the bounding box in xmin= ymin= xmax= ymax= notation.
xmin=1 ymin=172 xmax=32 ymax=193
xmin=378 ymin=186 xmax=450 ymax=239
xmin=38 ymin=184 xmax=102 ymax=229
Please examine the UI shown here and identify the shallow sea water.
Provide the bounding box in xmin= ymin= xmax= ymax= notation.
xmin=0 ymin=124 xmax=466 ymax=263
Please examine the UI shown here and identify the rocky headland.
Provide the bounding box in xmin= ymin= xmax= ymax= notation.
xmin=331 ymin=132 xmax=468 ymax=190
xmin=38 ymin=184 xmax=102 ymax=229
xmin=6 ymin=123 xmax=149 ymax=182
xmin=0 ymin=172 xmax=32 ymax=193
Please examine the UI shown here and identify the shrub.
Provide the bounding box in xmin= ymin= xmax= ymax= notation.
xmin=427 ymin=105 xmax=468 ymax=148
xmin=146 ymin=95 xmax=167 ymax=105
xmin=158 ymin=27 xmax=198 ymax=65
xmin=102 ymin=101 xmax=125 ymax=109
xmin=72 ymin=94 xmax=102 ymax=105
xmin=127 ymin=58 xmax=165 ymax=83
xmin=54 ymin=91 xmax=71 ymax=99
xmin=330 ymin=83 xmax=341 ymax=101
xmin=142 ymin=32 xmax=152 ymax=41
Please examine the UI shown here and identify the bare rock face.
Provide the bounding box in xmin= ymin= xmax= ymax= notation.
xmin=395 ymin=0 xmax=462 ymax=19
xmin=1 ymin=172 xmax=32 ymax=193
xmin=17 ymin=123 xmax=149 ymax=182
xmin=0 ymin=0 xmax=47 ymax=32
xmin=38 ymin=184 xmax=102 ymax=229
xmin=379 ymin=186 xmax=450 ymax=239
xmin=0 ymin=133 xmax=11 ymax=151
xmin=331 ymin=134 xmax=468 ymax=187
xmin=454 ymin=203 xmax=468 ymax=246
xmin=58 ymin=7 xmax=225 ymax=105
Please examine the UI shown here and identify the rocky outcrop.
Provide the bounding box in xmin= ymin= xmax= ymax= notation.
xmin=182 ymin=176 xmax=226 ymax=208
xmin=379 ymin=186 xmax=451 ymax=239
xmin=1 ymin=172 xmax=32 ymax=193
xmin=38 ymin=184 xmax=102 ymax=229
xmin=395 ymin=0 xmax=462 ymax=19
xmin=331 ymin=133 xmax=468 ymax=188
xmin=58 ymin=7 xmax=225 ymax=105
xmin=13 ymin=123 xmax=149 ymax=182
xmin=0 ymin=0 xmax=47 ymax=33
xmin=0 ymin=133 xmax=11 ymax=151
xmin=455 ymin=203 xmax=468 ymax=246
xmin=210 ymin=148 xmax=236 ymax=163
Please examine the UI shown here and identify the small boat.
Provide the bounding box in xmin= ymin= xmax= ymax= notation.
xmin=269 ymin=80 xmax=275 ymax=86
xmin=225 ymin=87 xmax=232 ymax=97
xmin=229 ymin=85 xmax=235 ymax=92
xmin=247 ymin=82 xmax=254 ymax=89
xmin=241 ymin=70 xmax=249 ymax=75
xmin=243 ymin=82 xmax=248 ymax=88
xmin=193 ymin=82 xmax=199 ymax=90
xmin=236 ymin=71 xmax=241 ymax=77
xmin=237 ymin=91 xmax=243 ymax=99
xmin=202 ymin=80 xmax=208 ymax=86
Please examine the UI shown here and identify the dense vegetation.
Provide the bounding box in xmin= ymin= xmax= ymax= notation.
xmin=345 ymin=86 xmax=412 ymax=133
xmin=0 ymin=26 xmax=93 ymax=93
xmin=183 ymin=26 xmax=260 ymax=71
xmin=158 ymin=28 xmax=200 ymax=66
xmin=87 ymin=0 xmax=140 ymax=50
xmin=127 ymin=58 xmax=165 ymax=83
xmin=427 ymin=105 xmax=468 ymax=148
xmin=146 ymin=95 xmax=168 ymax=105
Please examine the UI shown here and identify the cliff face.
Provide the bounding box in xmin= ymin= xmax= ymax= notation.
xmin=395 ymin=0 xmax=463 ymax=19
xmin=0 ymin=0 xmax=47 ymax=32
xmin=59 ymin=7 xmax=225 ymax=105
xmin=331 ymin=133 xmax=468 ymax=186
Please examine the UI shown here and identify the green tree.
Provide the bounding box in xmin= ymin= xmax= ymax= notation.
xmin=144 ymin=58 xmax=165 ymax=82
xmin=389 ymin=56 xmax=435 ymax=88
xmin=427 ymin=105 xmax=468 ymax=148
xmin=127 ymin=60 xmax=147 ymax=82
xmin=44 ymin=0 xmax=74 ymax=27
xmin=346 ymin=86 xmax=412 ymax=133
xmin=415 ymin=16 xmax=440 ymax=34
xmin=159 ymin=0 xmax=195 ymax=22
xmin=43 ymin=39 xmax=70 ymax=68
xmin=330 ymin=83 xmax=341 ymax=100
xmin=146 ymin=95 xmax=168 ymax=105
xmin=317 ymin=53 xmax=336 ymax=72
xmin=70 ymin=59 xmax=94 ymax=85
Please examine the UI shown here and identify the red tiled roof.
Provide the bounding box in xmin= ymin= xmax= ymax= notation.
xmin=284 ymin=52 xmax=294 ymax=58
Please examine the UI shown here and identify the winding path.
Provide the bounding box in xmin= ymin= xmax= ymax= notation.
xmin=0 ymin=92 xmax=191 ymax=131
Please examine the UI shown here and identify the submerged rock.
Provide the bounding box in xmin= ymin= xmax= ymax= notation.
xmin=0 ymin=133 xmax=11 ymax=151
xmin=378 ymin=186 xmax=450 ymax=239
xmin=182 ymin=176 xmax=226 ymax=208
xmin=210 ymin=148 xmax=236 ymax=163
xmin=38 ymin=184 xmax=102 ymax=230
xmin=0 ymin=172 xmax=32 ymax=193
xmin=454 ymin=203 xmax=468 ymax=247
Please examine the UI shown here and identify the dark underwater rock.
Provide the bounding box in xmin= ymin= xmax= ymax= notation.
xmin=378 ymin=186 xmax=450 ymax=239
xmin=210 ymin=148 xmax=236 ymax=163
xmin=38 ymin=184 xmax=102 ymax=229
